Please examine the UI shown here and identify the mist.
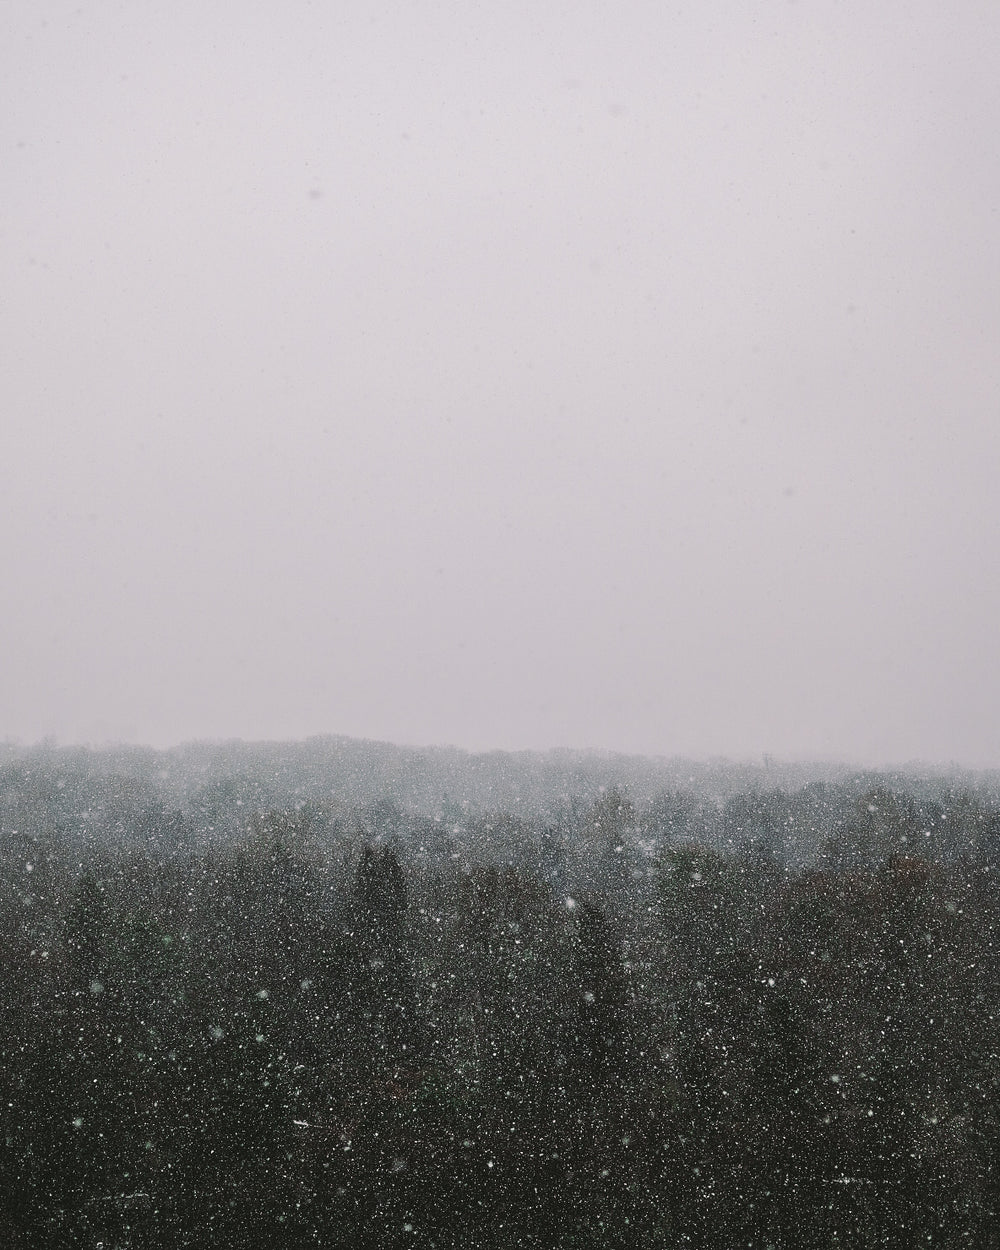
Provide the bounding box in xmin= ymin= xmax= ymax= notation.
xmin=4 ymin=2 xmax=999 ymax=766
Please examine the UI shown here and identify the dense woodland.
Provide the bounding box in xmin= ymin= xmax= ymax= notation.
xmin=2 ymin=740 xmax=1000 ymax=1246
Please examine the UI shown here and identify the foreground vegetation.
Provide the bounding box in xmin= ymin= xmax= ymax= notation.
xmin=1 ymin=744 xmax=999 ymax=1246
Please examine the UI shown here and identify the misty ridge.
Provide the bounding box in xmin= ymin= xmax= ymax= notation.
xmin=4 ymin=733 xmax=995 ymax=856
xmin=3 ymin=735 xmax=1000 ymax=1246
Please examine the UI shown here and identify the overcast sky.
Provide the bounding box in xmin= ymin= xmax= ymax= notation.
xmin=3 ymin=1 xmax=999 ymax=766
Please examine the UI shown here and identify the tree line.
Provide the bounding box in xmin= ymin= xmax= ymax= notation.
xmin=1 ymin=765 xmax=999 ymax=1246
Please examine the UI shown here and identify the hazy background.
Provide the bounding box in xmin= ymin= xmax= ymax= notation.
xmin=3 ymin=1 xmax=999 ymax=766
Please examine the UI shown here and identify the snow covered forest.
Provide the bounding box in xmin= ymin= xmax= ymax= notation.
xmin=3 ymin=739 xmax=1000 ymax=1247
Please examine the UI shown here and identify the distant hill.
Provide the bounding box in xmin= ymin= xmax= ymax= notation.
xmin=3 ymin=733 xmax=993 ymax=822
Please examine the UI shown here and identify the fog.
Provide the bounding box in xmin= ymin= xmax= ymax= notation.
xmin=3 ymin=2 xmax=999 ymax=766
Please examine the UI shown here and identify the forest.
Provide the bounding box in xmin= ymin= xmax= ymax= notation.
xmin=1 ymin=739 xmax=999 ymax=1247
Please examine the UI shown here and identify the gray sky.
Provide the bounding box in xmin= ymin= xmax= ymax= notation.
xmin=4 ymin=1 xmax=999 ymax=766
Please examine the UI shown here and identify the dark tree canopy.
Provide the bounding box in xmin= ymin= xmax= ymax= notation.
xmin=1 ymin=758 xmax=999 ymax=1246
